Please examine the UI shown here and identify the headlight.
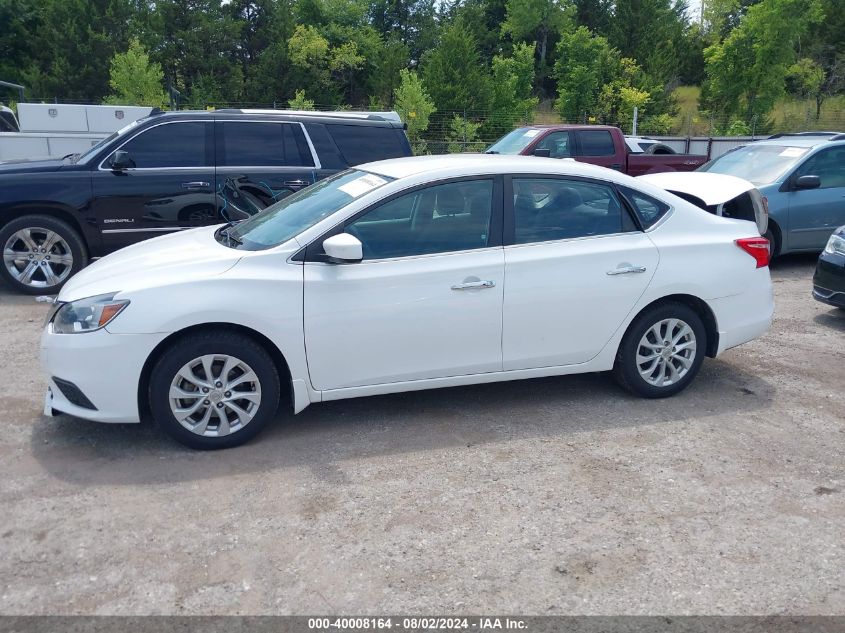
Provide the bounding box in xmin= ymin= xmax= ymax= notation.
xmin=824 ymin=233 xmax=845 ymax=256
xmin=51 ymin=293 xmax=129 ymax=334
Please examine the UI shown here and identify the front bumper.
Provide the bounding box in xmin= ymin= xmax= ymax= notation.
xmin=812 ymin=252 xmax=845 ymax=308
xmin=40 ymin=326 xmax=169 ymax=423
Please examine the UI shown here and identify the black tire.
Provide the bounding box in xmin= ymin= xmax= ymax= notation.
xmin=0 ymin=214 xmax=87 ymax=295
xmin=613 ymin=302 xmax=707 ymax=398
xmin=764 ymin=225 xmax=780 ymax=260
xmin=149 ymin=330 xmax=281 ymax=450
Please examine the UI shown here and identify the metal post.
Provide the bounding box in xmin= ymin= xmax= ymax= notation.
xmin=632 ymin=106 xmax=638 ymax=136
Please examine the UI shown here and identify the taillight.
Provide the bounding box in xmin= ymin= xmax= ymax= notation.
xmin=735 ymin=237 xmax=770 ymax=268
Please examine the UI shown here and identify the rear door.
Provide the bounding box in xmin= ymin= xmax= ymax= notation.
xmin=215 ymin=120 xmax=317 ymax=220
xmin=91 ymin=119 xmax=215 ymax=251
xmin=786 ymin=146 xmax=845 ymax=250
xmin=502 ymin=176 xmax=659 ymax=369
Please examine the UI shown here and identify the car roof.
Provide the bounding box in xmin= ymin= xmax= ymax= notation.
xmin=146 ymin=109 xmax=404 ymax=127
xmin=357 ymin=154 xmax=625 ymax=181
xmin=749 ymin=136 xmax=845 ymax=149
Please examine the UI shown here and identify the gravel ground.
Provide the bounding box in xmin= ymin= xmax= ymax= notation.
xmin=0 ymin=254 xmax=842 ymax=615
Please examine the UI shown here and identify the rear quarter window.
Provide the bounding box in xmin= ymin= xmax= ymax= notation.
xmin=619 ymin=186 xmax=671 ymax=229
xmin=327 ymin=124 xmax=409 ymax=166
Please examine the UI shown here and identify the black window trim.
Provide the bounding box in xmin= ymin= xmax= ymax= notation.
xmin=296 ymin=174 xmax=505 ymax=263
xmin=96 ymin=119 xmax=215 ymax=172
xmin=214 ymin=119 xmax=319 ymax=170
xmin=503 ymin=173 xmax=643 ymax=246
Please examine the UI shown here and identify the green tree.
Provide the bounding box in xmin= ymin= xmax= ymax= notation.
xmin=104 ymin=39 xmax=168 ymax=107
xmin=488 ymin=42 xmax=539 ymax=135
xmin=422 ymin=19 xmax=491 ymax=113
xmin=703 ymin=0 xmax=824 ymax=120
xmin=393 ymin=69 xmax=435 ymax=153
xmin=447 ymin=115 xmax=485 ymax=153
xmin=288 ymin=89 xmax=316 ymax=110
xmin=553 ymin=26 xmax=617 ymax=121
xmin=502 ymin=0 xmax=571 ymax=69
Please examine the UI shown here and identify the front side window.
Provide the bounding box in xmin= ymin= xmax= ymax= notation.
xmin=793 ymin=147 xmax=845 ymax=189
xmin=346 ymin=180 xmax=493 ymax=259
xmin=112 ymin=121 xmax=208 ymax=168
xmin=513 ymin=178 xmax=630 ymax=244
xmin=219 ymin=121 xmax=314 ymax=167
xmin=535 ymin=132 xmax=572 ymax=158
xmin=577 ymin=130 xmax=615 ymax=156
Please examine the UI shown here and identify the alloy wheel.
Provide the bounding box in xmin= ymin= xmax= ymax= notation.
xmin=636 ymin=318 xmax=697 ymax=387
xmin=169 ymin=354 xmax=262 ymax=437
xmin=3 ymin=227 xmax=74 ymax=289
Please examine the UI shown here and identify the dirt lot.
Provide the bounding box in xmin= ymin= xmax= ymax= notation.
xmin=0 ymin=254 xmax=842 ymax=615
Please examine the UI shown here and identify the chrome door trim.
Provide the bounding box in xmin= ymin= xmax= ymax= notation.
xmin=101 ymin=227 xmax=191 ymax=234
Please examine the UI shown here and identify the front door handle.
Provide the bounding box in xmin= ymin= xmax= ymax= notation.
xmin=610 ymin=163 xmax=623 ymax=171
xmin=451 ymin=280 xmax=496 ymax=290
xmin=181 ymin=181 xmax=210 ymax=190
xmin=283 ymin=180 xmax=310 ymax=188
xmin=607 ymin=265 xmax=647 ymax=275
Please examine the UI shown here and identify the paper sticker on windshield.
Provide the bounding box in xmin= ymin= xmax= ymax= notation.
xmin=338 ymin=174 xmax=388 ymax=197
xmin=779 ymin=147 xmax=806 ymax=157
xmin=523 ymin=130 xmax=540 ymax=138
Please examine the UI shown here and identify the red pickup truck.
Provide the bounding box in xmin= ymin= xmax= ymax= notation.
xmin=485 ymin=124 xmax=708 ymax=176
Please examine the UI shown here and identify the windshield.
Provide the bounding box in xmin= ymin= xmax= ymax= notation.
xmin=74 ymin=118 xmax=144 ymax=164
xmin=223 ymin=169 xmax=393 ymax=250
xmin=485 ymin=127 xmax=542 ymax=154
xmin=701 ymin=144 xmax=810 ymax=185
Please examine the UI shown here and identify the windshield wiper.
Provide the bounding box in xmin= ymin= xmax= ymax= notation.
xmin=221 ymin=226 xmax=243 ymax=247
xmin=484 ymin=150 xmax=499 ymax=154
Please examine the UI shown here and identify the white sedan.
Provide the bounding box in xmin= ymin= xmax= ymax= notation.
xmin=40 ymin=155 xmax=773 ymax=449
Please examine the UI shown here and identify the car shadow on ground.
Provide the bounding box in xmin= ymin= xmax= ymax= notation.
xmin=30 ymin=358 xmax=774 ymax=487
xmin=814 ymin=310 xmax=845 ymax=331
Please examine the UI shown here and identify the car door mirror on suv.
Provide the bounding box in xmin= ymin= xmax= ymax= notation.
xmin=533 ymin=148 xmax=552 ymax=158
xmin=795 ymin=174 xmax=821 ymax=190
xmin=109 ymin=150 xmax=133 ymax=171
xmin=323 ymin=233 xmax=363 ymax=263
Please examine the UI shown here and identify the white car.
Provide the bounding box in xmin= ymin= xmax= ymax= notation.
xmin=40 ymin=155 xmax=774 ymax=449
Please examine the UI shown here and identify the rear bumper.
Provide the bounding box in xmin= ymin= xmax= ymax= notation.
xmin=710 ymin=270 xmax=774 ymax=355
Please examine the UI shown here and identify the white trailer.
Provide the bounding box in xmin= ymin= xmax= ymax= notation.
xmin=0 ymin=103 xmax=152 ymax=161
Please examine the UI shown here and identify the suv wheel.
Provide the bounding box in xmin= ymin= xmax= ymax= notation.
xmin=149 ymin=330 xmax=281 ymax=450
xmin=0 ymin=215 xmax=87 ymax=294
xmin=613 ymin=302 xmax=707 ymax=398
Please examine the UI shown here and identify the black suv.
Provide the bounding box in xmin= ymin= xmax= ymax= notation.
xmin=0 ymin=109 xmax=412 ymax=294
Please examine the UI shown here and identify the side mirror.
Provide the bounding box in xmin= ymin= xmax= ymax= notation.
xmin=795 ymin=174 xmax=821 ymax=190
xmin=323 ymin=233 xmax=363 ymax=263
xmin=110 ymin=150 xmax=133 ymax=170
xmin=533 ymin=148 xmax=551 ymax=158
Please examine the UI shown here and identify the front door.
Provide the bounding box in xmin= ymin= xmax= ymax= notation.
xmin=91 ymin=120 xmax=215 ymax=251
xmin=786 ymin=146 xmax=845 ymax=251
xmin=304 ymin=178 xmax=504 ymax=391
xmin=502 ymin=176 xmax=659 ymax=369
xmin=214 ymin=120 xmax=318 ymax=221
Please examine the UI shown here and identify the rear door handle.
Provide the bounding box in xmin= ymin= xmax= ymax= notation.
xmin=181 ymin=181 xmax=210 ymax=190
xmin=451 ymin=280 xmax=496 ymax=290
xmin=607 ymin=265 xmax=647 ymax=275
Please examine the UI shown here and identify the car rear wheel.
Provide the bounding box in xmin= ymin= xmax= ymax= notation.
xmin=0 ymin=215 xmax=87 ymax=294
xmin=764 ymin=226 xmax=780 ymax=259
xmin=149 ymin=330 xmax=280 ymax=450
xmin=613 ymin=302 xmax=706 ymax=398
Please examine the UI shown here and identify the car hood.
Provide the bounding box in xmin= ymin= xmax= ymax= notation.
xmin=58 ymin=226 xmax=242 ymax=302
xmin=0 ymin=156 xmax=66 ymax=173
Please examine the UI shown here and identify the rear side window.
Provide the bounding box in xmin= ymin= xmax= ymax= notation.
xmin=619 ymin=186 xmax=670 ymax=229
xmin=219 ymin=121 xmax=314 ymax=167
xmin=576 ymin=130 xmax=615 ymax=156
xmin=328 ymin=124 xmax=409 ymax=166
xmin=512 ymin=178 xmax=632 ymax=244
xmin=117 ymin=121 xmax=208 ymax=168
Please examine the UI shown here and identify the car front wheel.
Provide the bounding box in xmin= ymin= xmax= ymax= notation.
xmin=149 ymin=330 xmax=281 ymax=449
xmin=613 ymin=302 xmax=707 ymax=398
xmin=0 ymin=215 xmax=87 ymax=294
